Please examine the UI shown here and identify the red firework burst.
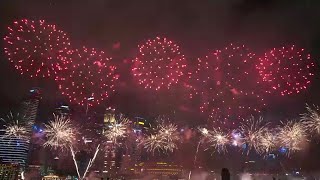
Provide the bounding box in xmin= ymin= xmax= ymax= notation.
xmin=132 ymin=37 xmax=186 ymax=90
xmin=56 ymin=47 xmax=119 ymax=107
xmin=187 ymin=44 xmax=265 ymax=125
xmin=186 ymin=51 xmax=221 ymax=98
xmin=3 ymin=19 xmax=71 ymax=78
xmin=217 ymin=43 xmax=258 ymax=93
xmin=199 ymin=89 xmax=265 ymax=126
xmin=256 ymin=45 xmax=315 ymax=96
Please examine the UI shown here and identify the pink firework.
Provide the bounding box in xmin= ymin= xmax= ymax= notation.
xmin=217 ymin=43 xmax=259 ymax=93
xmin=56 ymin=47 xmax=119 ymax=107
xmin=3 ymin=19 xmax=71 ymax=78
xmin=256 ymin=45 xmax=315 ymax=96
xmin=187 ymin=44 xmax=265 ymax=126
xmin=185 ymin=51 xmax=221 ymax=99
xmin=199 ymin=88 xmax=265 ymax=126
xmin=132 ymin=37 xmax=187 ymax=90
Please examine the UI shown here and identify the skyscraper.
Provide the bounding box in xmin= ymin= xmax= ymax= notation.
xmin=54 ymin=104 xmax=71 ymax=117
xmin=21 ymin=88 xmax=41 ymax=132
xmin=0 ymin=137 xmax=30 ymax=167
xmin=0 ymin=88 xmax=41 ymax=168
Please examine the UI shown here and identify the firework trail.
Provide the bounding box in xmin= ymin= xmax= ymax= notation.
xmin=189 ymin=140 xmax=202 ymax=180
xmin=82 ymin=144 xmax=101 ymax=180
xmin=70 ymin=146 xmax=81 ymax=179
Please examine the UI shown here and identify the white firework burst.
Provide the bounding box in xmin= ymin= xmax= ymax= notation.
xmin=0 ymin=112 xmax=29 ymax=140
xmin=44 ymin=114 xmax=76 ymax=150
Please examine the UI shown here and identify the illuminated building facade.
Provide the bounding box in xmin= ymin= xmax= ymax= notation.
xmin=118 ymin=117 xmax=150 ymax=176
xmin=21 ymin=88 xmax=41 ymax=132
xmin=0 ymin=88 xmax=41 ymax=168
xmin=0 ymin=137 xmax=29 ymax=167
xmin=132 ymin=117 xmax=150 ymax=135
xmin=120 ymin=130 xmax=142 ymax=176
xmin=101 ymin=110 xmax=120 ymax=178
xmin=102 ymin=142 xmax=119 ymax=177
xmin=132 ymin=117 xmax=150 ymax=163
xmin=135 ymin=162 xmax=184 ymax=178
xmin=42 ymin=173 xmax=61 ymax=180
xmin=0 ymin=164 xmax=19 ymax=180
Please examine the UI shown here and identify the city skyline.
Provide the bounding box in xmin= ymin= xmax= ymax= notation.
xmin=1 ymin=0 xmax=320 ymax=179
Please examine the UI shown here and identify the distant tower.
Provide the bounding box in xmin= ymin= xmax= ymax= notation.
xmin=101 ymin=108 xmax=126 ymax=178
xmin=21 ymin=88 xmax=41 ymax=132
xmin=0 ymin=88 xmax=41 ymax=168
xmin=54 ymin=103 xmax=71 ymax=117
xmin=132 ymin=117 xmax=149 ymax=163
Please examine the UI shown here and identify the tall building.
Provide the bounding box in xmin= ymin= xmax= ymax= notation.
xmin=21 ymin=88 xmax=41 ymax=132
xmin=0 ymin=137 xmax=29 ymax=167
xmin=120 ymin=131 xmax=141 ymax=176
xmin=101 ymin=110 xmax=126 ymax=178
xmin=0 ymin=88 xmax=41 ymax=168
xmin=131 ymin=117 xmax=150 ymax=163
xmin=54 ymin=104 xmax=71 ymax=117
xmin=118 ymin=117 xmax=150 ymax=176
xmin=134 ymin=161 xmax=184 ymax=179
xmin=102 ymin=142 xmax=118 ymax=177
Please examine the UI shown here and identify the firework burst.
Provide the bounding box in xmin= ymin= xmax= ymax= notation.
xmin=132 ymin=37 xmax=186 ymax=90
xmin=0 ymin=112 xmax=29 ymax=140
xmin=158 ymin=123 xmax=179 ymax=142
xmin=158 ymin=123 xmax=179 ymax=152
xmin=240 ymin=116 xmax=269 ymax=155
xmin=187 ymin=44 xmax=265 ymax=126
xmin=3 ymin=19 xmax=71 ymax=78
xmin=103 ymin=114 xmax=128 ymax=144
xmin=207 ymin=129 xmax=229 ymax=153
xmin=44 ymin=114 xmax=76 ymax=150
xmin=56 ymin=47 xmax=118 ymax=107
xmin=278 ymin=121 xmax=308 ymax=155
xmin=260 ymin=130 xmax=276 ymax=155
xmin=301 ymin=104 xmax=320 ymax=135
xmin=142 ymin=122 xmax=179 ymax=154
xmin=199 ymin=127 xmax=229 ymax=154
xmin=199 ymin=127 xmax=209 ymax=136
xmin=142 ymin=134 xmax=168 ymax=154
xmin=256 ymin=45 xmax=315 ymax=96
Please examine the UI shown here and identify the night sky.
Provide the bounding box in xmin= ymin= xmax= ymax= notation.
xmin=1 ymin=0 xmax=320 ymax=171
xmin=1 ymin=0 xmax=320 ymax=120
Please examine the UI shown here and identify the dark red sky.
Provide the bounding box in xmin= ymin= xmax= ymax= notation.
xmin=0 ymin=0 xmax=320 ymax=123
